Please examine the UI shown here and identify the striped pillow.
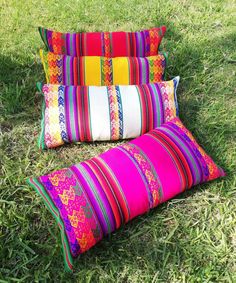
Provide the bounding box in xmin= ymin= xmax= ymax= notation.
xmin=38 ymin=78 xmax=179 ymax=149
xmin=40 ymin=50 xmax=167 ymax=86
xmin=27 ymin=117 xmax=225 ymax=271
xmin=38 ymin=26 xmax=166 ymax=57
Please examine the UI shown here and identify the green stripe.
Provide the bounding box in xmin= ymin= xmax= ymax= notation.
xmin=70 ymin=34 xmax=73 ymax=56
xmin=76 ymin=164 xmax=112 ymax=234
xmin=162 ymin=52 xmax=168 ymax=80
xmin=26 ymin=178 xmax=74 ymax=272
xmin=38 ymin=27 xmax=49 ymax=50
xmin=66 ymin=57 xmax=71 ymax=85
xmin=68 ymin=87 xmax=77 ymax=142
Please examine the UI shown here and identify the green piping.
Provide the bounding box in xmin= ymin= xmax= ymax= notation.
xmin=38 ymin=27 xmax=49 ymax=51
xmin=162 ymin=52 xmax=168 ymax=80
xmin=26 ymin=178 xmax=74 ymax=272
xmin=37 ymin=88 xmax=46 ymax=150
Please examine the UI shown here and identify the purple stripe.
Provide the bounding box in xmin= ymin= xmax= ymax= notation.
xmin=72 ymin=87 xmax=79 ymax=141
xmin=165 ymin=123 xmax=205 ymax=182
xmin=64 ymin=87 xmax=72 ymax=142
xmin=73 ymin=34 xmax=76 ymax=57
xmin=158 ymin=125 xmax=202 ymax=185
xmin=48 ymin=30 xmax=53 ymax=51
xmin=145 ymin=58 xmax=149 ymax=83
xmin=63 ymin=56 xmax=66 ymax=85
xmin=154 ymin=83 xmax=165 ymax=125
xmin=141 ymin=31 xmax=145 ymax=57
xmin=144 ymin=30 xmax=150 ymax=56
xmin=81 ymin=162 xmax=116 ymax=233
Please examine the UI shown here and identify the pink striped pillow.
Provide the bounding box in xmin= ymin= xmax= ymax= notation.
xmin=27 ymin=117 xmax=225 ymax=271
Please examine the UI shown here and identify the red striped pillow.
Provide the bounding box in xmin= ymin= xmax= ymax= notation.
xmin=39 ymin=26 xmax=166 ymax=57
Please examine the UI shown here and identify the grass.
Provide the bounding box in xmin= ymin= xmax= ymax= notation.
xmin=0 ymin=0 xmax=236 ymax=281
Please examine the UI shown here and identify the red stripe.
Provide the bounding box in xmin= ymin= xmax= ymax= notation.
xmin=95 ymin=157 xmax=130 ymax=223
xmin=73 ymin=58 xmax=78 ymax=86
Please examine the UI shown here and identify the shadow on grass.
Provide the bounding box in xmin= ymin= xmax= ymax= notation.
xmin=0 ymin=53 xmax=43 ymax=120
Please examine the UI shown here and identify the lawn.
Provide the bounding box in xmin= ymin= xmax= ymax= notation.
xmin=0 ymin=0 xmax=236 ymax=282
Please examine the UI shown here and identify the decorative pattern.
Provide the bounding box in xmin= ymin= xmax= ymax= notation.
xmin=119 ymin=143 xmax=163 ymax=208
xmin=40 ymin=49 xmax=166 ymax=86
xmin=39 ymin=78 xmax=179 ymax=149
xmin=107 ymin=86 xmax=123 ymax=140
xmin=39 ymin=168 xmax=103 ymax=257
xmin=28 ymin=118 xmax=225 ymax=271
xmin=39 ymin=26 xmax=166 ymax=57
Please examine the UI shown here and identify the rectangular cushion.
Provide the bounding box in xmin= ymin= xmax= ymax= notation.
xmin=38 ymin=77 xmax=179 ymax=149
xmin=38 ymin=26 xmax=166 ymax=57
xmin=40 ymin=50 xmax=167 ymax=86
xmin=27 ymin=117 xmax=225 ymax=271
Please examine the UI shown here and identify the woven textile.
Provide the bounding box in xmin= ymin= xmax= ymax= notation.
xmin=38 ymin=78 xmax=179 ymax=149
xmin=39 ymin=26 xmax=166 ymax=57
xmin=27 ymin=118 xmax=225 ymax=271
xmin=40 ymin=50 xmax=167 ymax=86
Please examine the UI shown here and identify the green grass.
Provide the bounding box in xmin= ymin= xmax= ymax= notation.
xmin=1 ymin=0 xmax=236 ymax=282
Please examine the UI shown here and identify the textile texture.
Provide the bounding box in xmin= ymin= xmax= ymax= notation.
xmin=38 ymin=78 xmax=179 ymax=149
xmin=27 ymin=117 xmax=225 ymax=271
xmin=39 ymin=26 xmax=166 ymax=57
xmin=40 ymin=50 xmax=167 ymax=86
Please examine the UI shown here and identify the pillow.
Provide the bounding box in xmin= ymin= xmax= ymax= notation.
xmin=27 ymin=117 xmax=225 ymax=271
xmin=40 ymin=49 xmax=167 ymax=86
xmin=38 ymin=26 xmax=166 ymax=57
xmin=38 ymin=77 xmax=179 ymax=149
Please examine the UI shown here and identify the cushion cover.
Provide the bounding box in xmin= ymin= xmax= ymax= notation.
xmin=27 ymin=117 xmax=225 ymax=271
xmin=39 ymin=26 xmax=166 ymax=57
xmin=38 ymin=77 xmax=179 ymax=149
xmin=40 ymin=49 xmax=167 ymax=86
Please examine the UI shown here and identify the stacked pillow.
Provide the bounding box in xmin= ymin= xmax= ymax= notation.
xmin=27 ymin=25 xmax=225 ymax=271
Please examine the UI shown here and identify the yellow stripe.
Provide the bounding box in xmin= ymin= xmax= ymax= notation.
xmin=112 ymin=57 xmax=129 ymax=85
xmin=84 ymin=56 xmax=101 ymax=86
xmin=39 ymin=49 xmax=49 ymax=83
